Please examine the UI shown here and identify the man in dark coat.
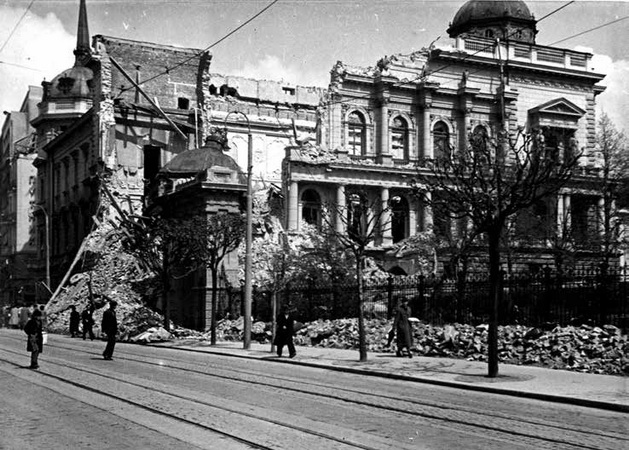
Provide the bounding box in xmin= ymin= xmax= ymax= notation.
xmin=81 ymin=306 xmax=95 ymax=340
xmin=274 ymin=304 xmax=297 ymax=358
xmin=24 ymin=309 xmax=43 ymax=369
xmin=69 ymin=305 xmax=80 ymax=337
xmin=101 ymin=301 xmax=118 ymax=360
xmin=393 ymin=297 xmax=413 ymax=358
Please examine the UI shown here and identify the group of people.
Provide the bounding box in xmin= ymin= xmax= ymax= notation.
xmin=2 ymin=304 xmax=46 ymax=330
xmin=23 ymin=300 xmax=119 ymax=370
xmin=68 ymin=305 xmax=95 ymax=340
xmin=273 ymin=296 xmax=416 ymax=359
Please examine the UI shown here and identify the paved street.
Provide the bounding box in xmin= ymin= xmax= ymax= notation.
xmin=0 ymin=329 xmax=627 ymax=449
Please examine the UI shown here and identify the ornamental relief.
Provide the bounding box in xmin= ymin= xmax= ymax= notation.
xmin=510 ymin=77 xmax=590 ymax=93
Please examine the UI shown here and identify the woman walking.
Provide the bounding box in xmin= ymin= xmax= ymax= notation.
xmin=24 ymin=309 xmax=43 ymax=369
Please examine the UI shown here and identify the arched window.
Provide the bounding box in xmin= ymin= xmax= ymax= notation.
xmin=347 ymin=111 xmax=366 ymax=155
xmin=433 ymin=121 xmax=450 ymax=159
xmin=391 ymin=116 xmax=409 ymax=160
xmin=390 ymin=195 xmax=409 ymax=243
xmin=301 ymin=189 xmax=321 ymax=227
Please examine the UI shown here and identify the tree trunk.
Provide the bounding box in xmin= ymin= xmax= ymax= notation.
xmin=357 ymin=255 xmax=367 ymax=362
xmin=487 ymin=226 xmax=502 ymax=378
xmin=210 ymin=267 xmax=218 ymax=345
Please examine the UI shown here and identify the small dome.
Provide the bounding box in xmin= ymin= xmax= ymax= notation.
xmin=48 ymin=65 xmax=94 ymax=100
xmin=160 ymin=136 xmax=245 ymax=183
xmin=448 ymin=0 xmax=536 ymax=40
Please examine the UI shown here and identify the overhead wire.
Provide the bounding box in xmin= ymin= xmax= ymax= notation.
xmin=321 ymin=0 xmax=577 ymax=109
xmin=115 ymin=0 xmax=279 ymax=98
xmin=0 ymin=0 xmax=37 ymax=54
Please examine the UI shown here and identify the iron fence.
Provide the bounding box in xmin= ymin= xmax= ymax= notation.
xmin=215 ymin=266 xmax=629 ymax=329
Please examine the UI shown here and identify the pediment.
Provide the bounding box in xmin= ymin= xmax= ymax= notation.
xmin=528 ymin=98 xmax=586 ymax=118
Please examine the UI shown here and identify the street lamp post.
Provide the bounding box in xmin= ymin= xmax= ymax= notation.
xmin=32 ymin=204 xmax=50 ymax=294
xmin=224 ymin=111 xmax=253 ymax=350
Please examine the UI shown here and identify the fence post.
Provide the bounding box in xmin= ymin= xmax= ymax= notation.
xmin=387 ymin=275 xmax=394 ymax=319
xmin=599 ymin=262 xmax=609 ymax=325
xmin=543 ymin=266 xmax=552 ymax=325
xmin=418 ymin=274 xmax=425 ymax=321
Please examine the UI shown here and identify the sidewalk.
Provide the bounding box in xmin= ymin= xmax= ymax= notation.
xmin=151 ymin=339 xmax=629 ymax=413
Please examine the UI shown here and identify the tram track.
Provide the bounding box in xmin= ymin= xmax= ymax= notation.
xmin=1 ymin=333 xmax=626 ymax=449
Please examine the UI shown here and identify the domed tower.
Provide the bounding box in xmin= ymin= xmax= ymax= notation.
xmin=447 ymin=0 xmax=537 ymax=43
xmin=32 ymin=0 xmax=94 ymax=142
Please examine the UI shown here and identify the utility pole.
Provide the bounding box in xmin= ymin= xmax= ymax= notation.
xmin=224 ymin=111 xmax=253 ymax=349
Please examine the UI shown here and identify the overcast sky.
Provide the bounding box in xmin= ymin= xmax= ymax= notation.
xmin=1 ymin=0 xmax=627 ymax=131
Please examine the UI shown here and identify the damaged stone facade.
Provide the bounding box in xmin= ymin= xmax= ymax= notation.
xmin=25 ymin=0 xmax=325 ymax=330
xmin=283 ymin=0 xmax=608 ymax=275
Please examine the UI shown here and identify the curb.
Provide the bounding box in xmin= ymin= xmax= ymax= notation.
xmin=148 ymin=343 xmax=629 ymax=414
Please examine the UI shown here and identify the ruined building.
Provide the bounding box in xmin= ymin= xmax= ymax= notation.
xmin=283 ymin=0 xmax=609 ymax=275
xmin=20 ymin=0 xmax=323 ymax=328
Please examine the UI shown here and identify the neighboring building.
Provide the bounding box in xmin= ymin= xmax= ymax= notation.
xmin=24 ymin=0 xmax=323 ymax=328
xmin=0 ymin=86 xmax=43 ymax=305
xmin=283 ymin=0 xmax=608 ymax=275
xmin=152 ymin=130 xmax=246 ymax=329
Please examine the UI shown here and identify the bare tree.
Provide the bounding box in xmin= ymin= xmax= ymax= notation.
xmin=412 ymin=129 xmax=578 ymax=377
xmin=196 ymin=213 xmax=246 ymax=345
xmin=321 ymin=190 xmax=394 ymax=362
xmin=594 ymin=114 xmax=629 ymax=269
xmin=120 ymin=216 xmax=202 ymax=330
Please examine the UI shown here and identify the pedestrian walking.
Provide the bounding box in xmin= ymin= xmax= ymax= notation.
xmin=24 ymin=309 xmax=43 ymax=369
xmin=18 ymin=305 xmax=32 ymax=329
xmin=393 ymin=297 xmax=413 ymax=358
xmin=69 ymin=306 xmax=80 ymax=337
xmin=101 ymin=301 xmax=118 ymax=360
xmin=274 ymin=303 xmax=297 ymax=358
xmin=9 ymin=305 xmax=19 ymax=328
xmin=81 ymin=306 xmax=95 ymax=340
xmin=39 ymin=305 xmax=47 ymax=331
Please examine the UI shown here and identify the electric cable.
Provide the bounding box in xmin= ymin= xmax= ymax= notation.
xmin=0 ymin=0 xmax=37 ymax=55
xmin=115 ymin=0 xmax=279 ymax=98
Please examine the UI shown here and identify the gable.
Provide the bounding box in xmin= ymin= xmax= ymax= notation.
xmin=528 ymin=98 xmax=586 ymax=118
xmin=528 ymin=98 xmax=586 ymax=129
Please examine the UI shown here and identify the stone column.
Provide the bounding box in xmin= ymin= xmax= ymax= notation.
xmin=336 ymin=184 xmax=346 ymax=233
xmin=563 ymin=194 xmax=572 ymax=232
xmin=421 ymin=191 xmax=433 ymax=231
xmin=598 ymin=196 xmax=605 ymax=237
xmin=422 ymin=104 xmax=432 ymax=159
xmin=381 ymin=187 xmax=392 ymax=245
xmin=380 ymin=99 xmax=389 ymax=156
xmin=556 ymin=194 xmax=565 ymax=235
xmin=288 ymin=181 xmax=299 ymax=231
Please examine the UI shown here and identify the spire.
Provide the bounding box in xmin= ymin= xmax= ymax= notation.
xmin=74 ymin=0 xmax=91 ymax=63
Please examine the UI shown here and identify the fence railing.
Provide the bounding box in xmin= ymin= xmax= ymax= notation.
xmin=214 ymin=267 xmax=629 ymax=329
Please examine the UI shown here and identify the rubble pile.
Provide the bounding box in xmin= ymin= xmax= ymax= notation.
xmin=215 ymin=318 xmax=628 ymax=375
xmin=45 ymin=225 xmax=170 ymax=341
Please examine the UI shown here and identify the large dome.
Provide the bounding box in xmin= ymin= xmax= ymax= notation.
xmin=447 ymin=0 xmax=537 ymax=42
xmin=160 ymin=135 xmax=245 ymax=184
xmin=48 ymin=65 xmax=94 ymax=100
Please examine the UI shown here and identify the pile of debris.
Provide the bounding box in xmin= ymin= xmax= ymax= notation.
xmin=215 ymin=318 xmax=628 ymax=375
xmin=44 ymin=222 xmax=174 ymax=342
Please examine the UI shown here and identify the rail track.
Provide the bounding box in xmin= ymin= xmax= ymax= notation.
xmin=0 ymin=332 xmax=626 ymax=450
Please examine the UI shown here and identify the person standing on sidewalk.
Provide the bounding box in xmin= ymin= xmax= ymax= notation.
xmin=81 ymin=305 xmax=95 ymax=340
xmin=274 ymin=303 xmax=297 ymax=358
xmin=69 ymin=306 xmax=80 ymax=337
xmin=24 ymin=309 xmax=43 ymax=369
xmin=101 ymin=301 xmax=118 ymax=360
xmin=393 ymin=297 xmax=413 ymax=358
